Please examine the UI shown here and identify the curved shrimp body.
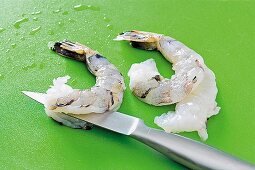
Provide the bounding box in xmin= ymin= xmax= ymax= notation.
xmin=115 ymin=30 xmax=220 ymax=140
xmin=44 ymin=40 xmax=125 ymax=129
xmin=115 ymin=30 xmax=205 ymax=106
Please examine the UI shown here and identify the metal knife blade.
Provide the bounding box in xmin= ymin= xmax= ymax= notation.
xmin=22 ymin=91 xmax=255 ymax=170
xmin=22 ymin=91 xmax=140 ymax=135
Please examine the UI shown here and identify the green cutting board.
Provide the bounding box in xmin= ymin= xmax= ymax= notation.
xmin=1 ymin=0 xmax=254 ymax=169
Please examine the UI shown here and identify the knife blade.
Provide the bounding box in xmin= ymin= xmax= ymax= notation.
xmin=22 ymin=91 xmax=255 ymax=170
xmin=22 ymin=91 xmax=140 ymax=135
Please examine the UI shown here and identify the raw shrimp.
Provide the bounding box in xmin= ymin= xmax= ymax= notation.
xmin=42 ymin=40 xmax=125 ymax=129
xmin=115 ymin=30 xmax=220 ymax=140
xmin=115 ymin=30 xmax=205 ymax=105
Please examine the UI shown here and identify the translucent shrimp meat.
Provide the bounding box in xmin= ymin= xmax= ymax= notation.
xmin=27 ymin=40 xmax=125 ymax=129
xmin=115 ymin=30 xmax=220 ymax=140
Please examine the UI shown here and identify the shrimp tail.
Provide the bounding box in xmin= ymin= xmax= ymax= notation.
xmin=48 ymin=40 xmax=96 ymax=62
xmin=114 ymin=30 xmax=160 ymax=50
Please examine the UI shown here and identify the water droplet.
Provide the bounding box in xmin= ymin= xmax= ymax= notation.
xmin=53 ymin=9 xmax=61 ymax=13
xmin=107 ymin=35 xmax=110 ymax=38
xmin=73 ymin=4 xmax=100 ymax=11
xmin=106 ymin=24 xmax=113 ymax=30
xmin=62 ymin=11 xmax=69 ymax=15
xmin=68 ymin=18 xmax=75 ymax=23
xmin=22 ymin=63 xmax=36 ymax=71
xmin=31 ymin=11 xmax=41 ymax=15
xmin=88 ymin=5 xmax=100 ymax=11
xmin=33 ymin=17 xmax=38 ymax=21
xmin=58 ymin=22 xmax=64 ymax=27
xmin=103 ymin=16 xmax=111 ymax=22
xmin=29 ymin=26 xmax=41 ymax=35
xmin=11 ymin=43 xmax=17 ymax=48
xmin=0 ymin=27 xmax=5 ymax=33
xmin=14 ymin=18 xmax=29 ymax=29
xmin=48 ymin=30 xmax=54 ymax=35
xmin=74 ymin=4 xmax=87 ymax=11
xmin=20 ymin=37 xmax=25 ymax=41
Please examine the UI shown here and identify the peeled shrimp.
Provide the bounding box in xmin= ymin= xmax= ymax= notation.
xmin=40 ymin=40 xmax=125 ymax=129
xmin=115 ymin=30 xmax=220 ymax=140
xmin=115 ymin=30 xmax=205 ymax=105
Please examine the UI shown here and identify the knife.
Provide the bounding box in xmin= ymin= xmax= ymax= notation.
xmin=22 ymin=91 xmax=255 ymax=170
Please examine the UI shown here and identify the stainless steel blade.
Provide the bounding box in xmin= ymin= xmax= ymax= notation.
xmin=22 ymin=91 xmax=46 ymax=104
xmin=69 ymin=112 xmax=140 ymax=135
xmin=22 ymin=91 xmax=140 ymax=135
xmin=22 ymin=92 xmax=255 ymax=170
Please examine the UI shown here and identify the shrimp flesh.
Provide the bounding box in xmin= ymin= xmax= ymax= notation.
xmin=115 ymin=30 xmax=220 ymax=140
xmin=39 ymin=40 xmax=125 ymax=129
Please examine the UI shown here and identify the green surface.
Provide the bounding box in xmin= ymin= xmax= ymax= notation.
xmin=1 ymin=0 xmax=255 ymax=169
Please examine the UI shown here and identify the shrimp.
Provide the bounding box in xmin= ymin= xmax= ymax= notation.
xmin=42 ymin=40 xmax=125 ymax=129
xmin=115 ymin=30 xmax=205 ymax=105
xmin=115 ymin=30 xmax=220 ymax=140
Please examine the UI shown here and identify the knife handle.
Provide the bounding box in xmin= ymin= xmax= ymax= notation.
xmin=130 ymin=120 xmax=255 ymax=170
